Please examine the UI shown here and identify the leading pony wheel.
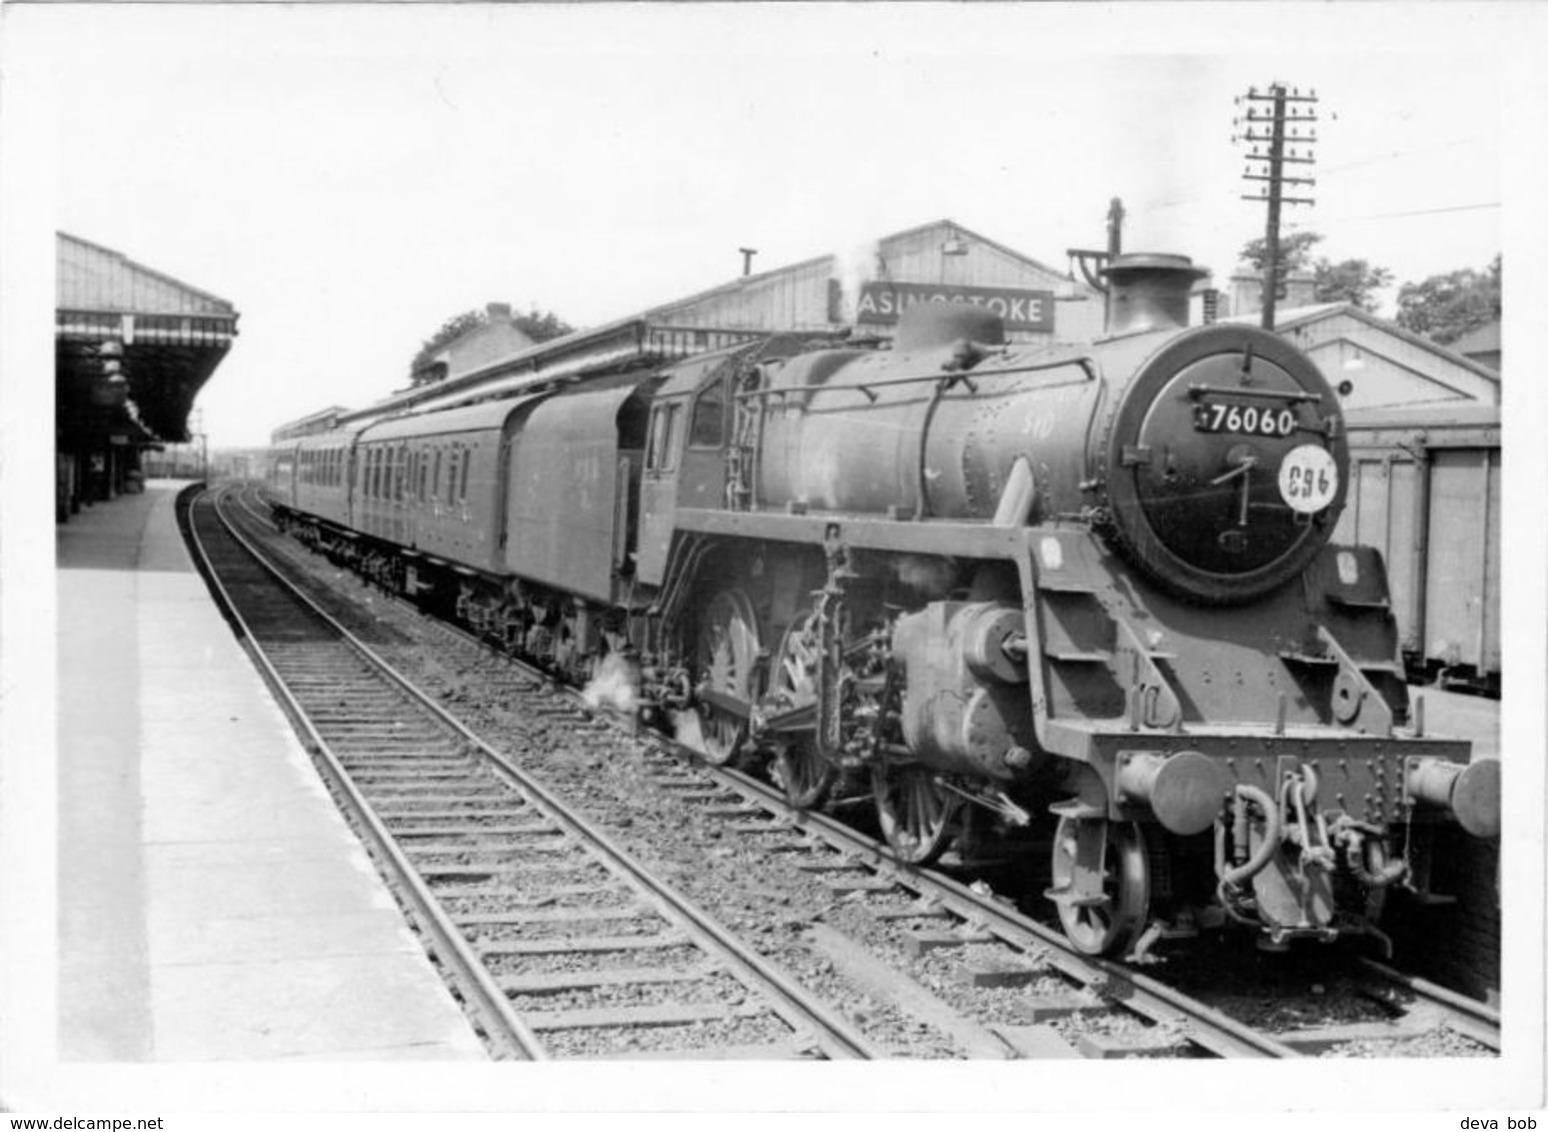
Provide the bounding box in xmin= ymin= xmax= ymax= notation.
xmin=1048 ymin=816 xmax=1150 ymax=956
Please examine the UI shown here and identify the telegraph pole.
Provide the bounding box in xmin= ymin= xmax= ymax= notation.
xmin=1236 ymin=83 xmax=1317 ymax=330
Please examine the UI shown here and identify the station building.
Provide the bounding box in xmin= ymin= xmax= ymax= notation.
xmin=55 ymin=233 xmax=239 ymax=519
xmin=1244 ymin=303 xmax=1499 ymax=412
xmin=300 ymin=219 xmax=1107 ymax=431
xmin=409 ymin=302 xmax=537 ymax=387
xmin=277 ymin=217 xmax=1497 ymax=432
xmin=636 ymin=218 xmax=1104 ymax=347
xmin=1447 ymin=319 xmax=1501 ymax=373
xmin=1224 ymin=266 xmax=1499 ymax=412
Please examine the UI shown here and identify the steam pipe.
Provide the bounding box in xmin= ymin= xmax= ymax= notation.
xmin=1219 ymin=783 xmax=1281 ymax=889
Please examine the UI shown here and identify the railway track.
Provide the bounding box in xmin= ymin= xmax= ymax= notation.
xmin=208 ymin=481 xmax=1500 ymax=1059
xmin=186 ymin=486 xmax=879 ymax=1060
xmin=613 ymin=747 xmax=1501 ymax=1059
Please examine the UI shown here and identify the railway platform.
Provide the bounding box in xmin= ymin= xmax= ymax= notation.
xmin=55 ymin=481 xmax=485 ymax=1063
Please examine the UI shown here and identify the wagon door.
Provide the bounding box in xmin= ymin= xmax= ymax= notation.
xmin=1424 ymin=447 xmax=1501 ymax=680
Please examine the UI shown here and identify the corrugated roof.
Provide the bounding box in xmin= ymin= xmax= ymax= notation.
xmin=641 ymin=217 xmax=1088 ymax=320
xmin=57 ymin=232 xmax=238 ymax=317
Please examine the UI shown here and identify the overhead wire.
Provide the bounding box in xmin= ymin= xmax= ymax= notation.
xmin=1127 ymin=134 xmax=1497 ymax=224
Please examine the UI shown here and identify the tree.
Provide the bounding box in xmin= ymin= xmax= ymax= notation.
xmin=1238 ymin=232 xmax=1392 ymax=310
xmin=1312 ymin=258 xmax=1393 ymax=312
xmin=512 ymin=308 xmax=574 ymax=343
xmin=1240 ymin=231 xmax=1324 ymax=279
xmin=1394 ymin=256 xmax=1501 ymax=345
xmin=410 ymin=305 xmax=575 ymax=385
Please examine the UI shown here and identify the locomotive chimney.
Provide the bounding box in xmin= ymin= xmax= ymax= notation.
xmin=1100 ymin=253 xmax=1209 ymax=336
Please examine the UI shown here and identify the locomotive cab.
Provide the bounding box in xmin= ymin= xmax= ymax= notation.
xmin=637 ymin=351 xmax=742 ymax=583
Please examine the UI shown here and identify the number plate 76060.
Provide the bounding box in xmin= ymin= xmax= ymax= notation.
xmin=1193 ymin=400 xmax=1298 ymax=439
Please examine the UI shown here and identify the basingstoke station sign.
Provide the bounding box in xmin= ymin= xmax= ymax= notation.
xmin=840 ymin=282 xmax=1056 ymax=333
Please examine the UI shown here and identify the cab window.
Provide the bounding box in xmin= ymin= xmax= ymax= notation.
xmin=688 ymin=377 xmax=726 ymax=448
xmin=647 ymin=401 xmax=683 ymax=471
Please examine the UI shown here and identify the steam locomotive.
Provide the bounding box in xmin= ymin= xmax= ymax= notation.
xmin=269 ymin=253 xmax=1499 ymax=957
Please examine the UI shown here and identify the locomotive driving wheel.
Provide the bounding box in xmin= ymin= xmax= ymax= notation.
xmin=1048 ymin=816 xmax=1151 ymax=956
xmin=767 ymin=612 xmax=838 ymax=809
xmin=871 ymin=764 xmax=959 ymax=865
xmin=693 ymin=587 xmax=763 ymax=766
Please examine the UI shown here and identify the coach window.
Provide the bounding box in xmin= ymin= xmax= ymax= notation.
xmin=647 ymin=401 xmax=682 ymax=472
xmin=460 ymin=443 xmax=472 ymax=501
xmin=688 ymin=377 xmax=726 ymax=448
xmin=446 ymin=447 xmax=460 ymax=506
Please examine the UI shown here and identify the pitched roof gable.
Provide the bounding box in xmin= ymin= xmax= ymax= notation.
xmin=1228 ymin=301 xmax=1500 ymax=386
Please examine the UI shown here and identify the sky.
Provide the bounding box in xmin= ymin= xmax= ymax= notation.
xmin=1 ymin=4 xmax=1526 ymax=449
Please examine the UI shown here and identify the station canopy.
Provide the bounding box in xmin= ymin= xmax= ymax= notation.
xmin=56 ymin=232 xmax=239 ymax=448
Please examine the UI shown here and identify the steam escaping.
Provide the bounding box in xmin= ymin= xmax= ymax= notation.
xmin=670 ymin=709 xmax=706 ymax=756
xmin=831 ymin=238 xmax=880 ymax=324
xmin=581 ymin=652 xmax=640 ymax=715
xmin=890 ymin=553 xmax=959 ymax=597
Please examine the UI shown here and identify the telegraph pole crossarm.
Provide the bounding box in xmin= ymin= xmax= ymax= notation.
xmin=1234 ymin=82 xmax=1319 ymax=330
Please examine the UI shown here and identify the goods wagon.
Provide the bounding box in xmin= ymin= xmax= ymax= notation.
xmin=1335 ymin=404 xmax=1500 ymax=695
